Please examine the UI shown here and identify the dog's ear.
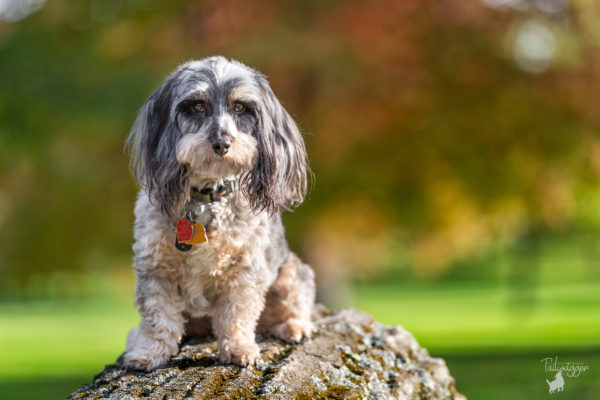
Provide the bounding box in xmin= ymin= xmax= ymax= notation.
xmin=127 ymin=75 xmax=188 ymax=218
xmin=242 ymin=75 xmax=310 ymax=213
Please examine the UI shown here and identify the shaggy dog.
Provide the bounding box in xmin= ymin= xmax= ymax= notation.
xmin=122 ymin=56 xmax=315 ymax=370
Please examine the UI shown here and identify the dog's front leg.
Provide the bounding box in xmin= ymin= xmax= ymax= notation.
xmin=211 ymin=270 xmax=267 ymax=366
xmin=123 ymin=275 xmax=185 ymax=371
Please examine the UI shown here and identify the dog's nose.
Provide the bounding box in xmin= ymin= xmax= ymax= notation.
xmin=212 ymin=139 xmax=231 ymax=156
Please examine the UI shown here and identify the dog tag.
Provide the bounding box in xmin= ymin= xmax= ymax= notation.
xmin=176 ymin=218 xmax=194 ymax=242
xmin=185 ymin=221 xmax=207 ymax=244
xmin=175 ymin=239 xmax=193 ymax=252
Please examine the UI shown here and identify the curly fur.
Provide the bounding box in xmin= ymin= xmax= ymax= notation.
xmin=122 ymin=56 xmax=315 ymax=370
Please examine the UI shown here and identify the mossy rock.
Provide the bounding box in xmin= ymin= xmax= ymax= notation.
xmin=68 ymin=306 xmax=465 ymax=399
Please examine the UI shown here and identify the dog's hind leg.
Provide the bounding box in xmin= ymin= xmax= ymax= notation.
xmin=258 ymin=253 xmax=316 ymax=342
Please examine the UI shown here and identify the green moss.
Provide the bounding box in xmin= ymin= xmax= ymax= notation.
xmin=340 ymin=352 xmax=365 ymax=376
xmin=191 ymin=368 xmax=260 ymax=400
xmin=293 ymin=384 xmax=360 ymax=400
xmin=129 ymin=386 xmax=150 ymax=397
xmin=370 ymin=353 xmax=385 ymax=367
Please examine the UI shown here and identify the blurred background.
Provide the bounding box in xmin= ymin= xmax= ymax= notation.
xmin=1 ymin=0 xmax=599 ymax=398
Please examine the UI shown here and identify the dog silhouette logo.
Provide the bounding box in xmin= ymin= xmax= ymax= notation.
xmin=546 ymin=370 xmax=565 ymax=394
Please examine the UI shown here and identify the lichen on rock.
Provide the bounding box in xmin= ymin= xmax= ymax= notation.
xmin=68 ymin=306 xmax=465 ymax=399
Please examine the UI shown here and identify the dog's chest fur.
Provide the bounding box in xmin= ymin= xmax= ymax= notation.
xmin=132 ymin=190 xmax=282 ymax=317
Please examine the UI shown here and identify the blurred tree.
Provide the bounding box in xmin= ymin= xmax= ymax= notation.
xmin=0 ymin=0 xmax=599 ymax=298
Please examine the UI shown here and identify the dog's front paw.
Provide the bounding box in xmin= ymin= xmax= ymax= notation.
xmin=271 ymin=318 xmax=313 ymax=343
xmin=123 ymin=350 xmax=170 ymax=372
xmin=219 ymin=337 xmax=260 ymax=366
xmin=122 ymin=328 xmax=176 ymax=371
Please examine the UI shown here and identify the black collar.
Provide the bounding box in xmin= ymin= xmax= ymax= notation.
xmin=189 ymin=180 xmax=236 ymax=203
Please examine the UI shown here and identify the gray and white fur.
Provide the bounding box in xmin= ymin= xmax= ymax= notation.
xmin=123 ymin=56 xmax=315 ymax=370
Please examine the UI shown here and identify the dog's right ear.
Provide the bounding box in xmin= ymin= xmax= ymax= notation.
xmin=126 ymin=74 xmax=188 ymax=218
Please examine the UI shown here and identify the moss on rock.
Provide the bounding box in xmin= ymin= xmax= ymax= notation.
xmin=68 ymin=306 xmax=465 ymax=400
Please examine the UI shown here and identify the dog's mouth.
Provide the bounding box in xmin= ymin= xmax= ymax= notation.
xmin=176 ymin=134 xmax=258 ymax=179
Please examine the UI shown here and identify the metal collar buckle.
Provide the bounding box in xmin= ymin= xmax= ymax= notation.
xmin=190 ymin=180 xmax=236 ymax=203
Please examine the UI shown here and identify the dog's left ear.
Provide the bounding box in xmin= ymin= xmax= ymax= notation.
xmin=243 ymin=75 xmax=309 ymax=213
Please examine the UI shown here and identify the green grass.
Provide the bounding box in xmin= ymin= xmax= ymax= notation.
xmin=0 ymin=298 xmax=138 ymax=380
xmin=444 ymin=349 xmax=600 ymax=400
xmin=0 ymin=377 xmax=92 ymax=400
xmin=351 ymin=281 xmax=600 ymax=399
xmin=1 ymin=280 xmax=598 ymax=399
xmin=352 ymin=282 xmax=600 ymax=352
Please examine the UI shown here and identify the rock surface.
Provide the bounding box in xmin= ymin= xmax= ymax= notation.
xmin=68 ymin=306 xmax=465 ymax=399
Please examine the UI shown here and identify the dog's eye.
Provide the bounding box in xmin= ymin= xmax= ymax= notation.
xmin=232 ymin=102 xmax=245 ymax=113
xmin=191 ymin=101 xmax=206 ymax=114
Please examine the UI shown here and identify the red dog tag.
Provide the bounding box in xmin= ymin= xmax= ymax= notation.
xmin=176 ymin=218 xmax=194 ymax=242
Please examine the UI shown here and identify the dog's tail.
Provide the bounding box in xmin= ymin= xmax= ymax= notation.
xmin=546 ymin=379 xmax=551 ymax=386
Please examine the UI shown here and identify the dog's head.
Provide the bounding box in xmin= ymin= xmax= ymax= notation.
xmin=128 ymin=56 xmax=309 ymax=217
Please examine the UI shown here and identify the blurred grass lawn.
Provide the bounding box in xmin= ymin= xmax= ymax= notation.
xmin=355 ymin=282 xmax=600 ymax=399
xmin=354 ymin=282 xmax=600 ymax=351
xmin=1 ymin=280 xmax=598 ymax=399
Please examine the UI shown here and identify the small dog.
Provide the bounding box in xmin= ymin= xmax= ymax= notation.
xmin=546 ymin=371 xmax=564 ymax=394
xmin=122 ymin=56 xmax=315 ymax=370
